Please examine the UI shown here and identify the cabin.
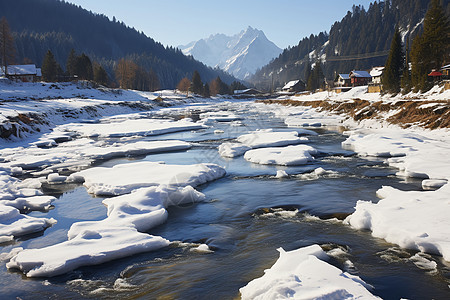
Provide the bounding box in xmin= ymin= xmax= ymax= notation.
xmin=428 ymin=70 xmax=442 ymax=83
xmin=368 ymin=67 xmax=384 ymax=93
xmin=282 ymin=80 xmax=305 ymax=93
xmin=441 ymin=64 xmax=450 ymax=79
xmin=233 ymin=89 xmax=262 ymax=98
xmin=369 ymin=67 xmax=384 ymax=85
xmin=334 ymin=74 xmax=351 ymax=87
xmin=349 ymin=70 xmax=372 ymax=86
xmin=0 ymin=64 xmax=41 ymax=82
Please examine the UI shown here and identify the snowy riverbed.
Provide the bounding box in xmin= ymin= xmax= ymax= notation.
xmin=1 ymin=81 xmax=449 ymax=299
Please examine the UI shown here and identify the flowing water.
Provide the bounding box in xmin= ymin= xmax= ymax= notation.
xmin=1 ymin=102 xmax=449 ymax=299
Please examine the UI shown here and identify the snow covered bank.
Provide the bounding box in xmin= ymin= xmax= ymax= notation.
xmin=240 ymin=245 xmax=380 ymax=299
xmin=0 ymin=80 xmax=204 ymax=140
xmin=343 ymin=128 xmax=450 ymax=261
xmin=345 ymin=184 xmax=450 ymax=261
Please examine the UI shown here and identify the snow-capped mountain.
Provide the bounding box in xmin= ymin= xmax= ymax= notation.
xmin=179 ymin=26 xmax=282 ymax=80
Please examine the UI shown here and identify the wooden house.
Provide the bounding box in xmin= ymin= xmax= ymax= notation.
xmin=441 ymin=64 xmax=450 ymax=79
xmin=0 ymin=64 xmax=41 ymax=82
xmin=349 ymin=70 xmax=372 ymax=86
xmin=282 ymin=80 xmax=305 ymax=93
xmin=334 ymin=74 xmax=351 ymax=87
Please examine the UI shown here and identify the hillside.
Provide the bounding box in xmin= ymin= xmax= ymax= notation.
xmin=179 ymin=27 xmax=282 ymax=80
xmin=0 ymin=0 xmax=237 ymax=88
xmin=250 ymin=0 xmax=447 ymax=90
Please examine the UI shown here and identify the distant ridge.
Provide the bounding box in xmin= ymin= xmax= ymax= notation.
xmin=0 ymin=0 xmax=237 ymax=88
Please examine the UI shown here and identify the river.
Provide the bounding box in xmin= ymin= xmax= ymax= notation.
xmin=1 ymin=101 xmax=449 ymax=299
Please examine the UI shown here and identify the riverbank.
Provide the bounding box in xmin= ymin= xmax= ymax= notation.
xmin=260 ymin=85 xmax=450 ymax=129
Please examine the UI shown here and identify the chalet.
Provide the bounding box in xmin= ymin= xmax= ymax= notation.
xmin=428 ymin=70 xmax=442 ymax=83
xmin=233 ymin=89 xmax=262 ymax=98
xmin=349 ymin=70 xmax=372 ymax=86
xmin=440 ymin=64 xmax=450 ymax=79
xmin=334 ymin=74 xmax=351 ymax=87
xmin=0 ymin=64 xmax=41 ymax=82
xmin=282 ymin=80 xmax=305 ymax=93
xmin=369 ymin=67 xmax=384 ymax=85
xmin=367 ymin=67 xmax=384 ymax=93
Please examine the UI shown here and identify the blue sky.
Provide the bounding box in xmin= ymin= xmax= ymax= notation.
xmin=67 ymin=0 xmax=374 ymax=49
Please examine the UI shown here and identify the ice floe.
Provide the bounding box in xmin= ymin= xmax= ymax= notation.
xmin=218 ymin=129 xmax=309 ymax=158
xmin=0 ymin=205 xmax=56 ymax=240
xmin=59 ymin=118 xmax=206 ymax=138
xmin=7 ymin=176 xmax=220 ymax=277
xmin=69 ymin=161 xmax=226 ymax=196
xmin=6 ymin=227 xmax=169 ymax=277
xmin=244 ymin=145 xmax=317 ymax=166
xmin=237 ymin=129 xmax=307 ymax=148
xmin=240 ymin=245 xmax=380 ymax=299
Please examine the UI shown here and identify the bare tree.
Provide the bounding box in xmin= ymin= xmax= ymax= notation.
xmin=176 ymin=77 xmax=191 ymax=96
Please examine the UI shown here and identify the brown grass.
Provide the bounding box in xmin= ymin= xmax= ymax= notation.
xmin=257 ymin=99 xmax=450 ymax=129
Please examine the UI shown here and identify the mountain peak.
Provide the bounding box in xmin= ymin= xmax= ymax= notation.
xmin=179 ymin=27 xmax=282 ymax=80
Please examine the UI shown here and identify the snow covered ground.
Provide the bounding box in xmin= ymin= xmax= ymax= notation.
xmin=1 ymin=80 xmax=449 ymax=297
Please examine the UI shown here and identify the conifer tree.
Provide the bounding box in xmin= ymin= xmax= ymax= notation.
xmin=307 ymin=61 xmax=325 ymax=91
xmin=41 ymin=50 xmax=58 ymax=82
xmin=93 ymin=63 xmax=108 ymax=86
xmin=66 ymin=48 xmax=77 ymax=76
xmin=148 ymin=69 xmax=160 ymax=92
xmin=203 ymin=83 xmax=210 ymax=98
xmin=0 ymin=17 xmax=16 ymax=75
xmin=410 ymin=0 xmax=450 ymax=91
xmin=382 ymin=26 xmax=404 ymax=94
xmin=401 ymin=38 xmax=412 ymax=94
xmin=75 ymin=53 xmax=93 ymax=80
xmin=191 ymin=70 xmax=203 ymax=95
xmin=230 ymin=81 xmax=247 ymax=92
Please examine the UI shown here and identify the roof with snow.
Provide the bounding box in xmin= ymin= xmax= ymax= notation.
xmin=233 ymin=88 xmax=261 ymax=95
xmin=282 ymin=80 xmax=300 ymax=90
xmin=350 ymin=70 xmax=372 ymax=78
xmin=370 ymin=67 xmax=384 ymax=77
xmin=0 ymin=64 xmax=38 ymax=76
xmin=338 ymin=74 xmax=350 ymax=80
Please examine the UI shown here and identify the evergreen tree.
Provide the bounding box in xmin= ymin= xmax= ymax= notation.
xmin=93 ymin=63 xmax=108 ymax=86
xmin=191 ymin=70 xmax=203 ymax=95
xmin=382 ymin=26 xmax=404 ymax=94
xmin=411 ymin=0 xmax=450 ymax=91
xmin=148 ymin=69 xmax=160 ymax=92
xmin=203 ymin=83 xmax=210 ymax=98
xmin=304 ymin=60 xmax=311 ymax=83
xmin=41 ymin=50 xmax=58 ymax=81
xmin=0 ymin=17 xmax=16 ymax=74
xmin=74 ymin=53 xmax=93 ymax=80
xmin=66 ymin=48 xmax=77 ymax=76
xmin=307 ymin=61 xmax=325 ymax=91
xmin=401 ymin=38 xmax=412 ymax=94
xmin=210 ymin=76 xmax=230 ymax=95
xmin=230 ymin=81 xmax=247 ymax=92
